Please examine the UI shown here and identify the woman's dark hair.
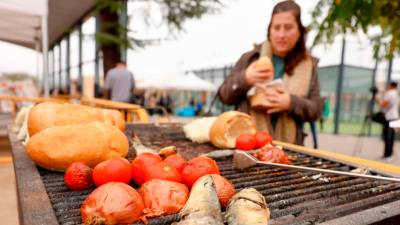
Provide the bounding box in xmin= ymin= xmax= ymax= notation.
xmin=267 ymin=0 xmax=308 ymax=75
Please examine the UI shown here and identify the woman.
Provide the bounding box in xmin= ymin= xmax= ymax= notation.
xmin=218 ymin=0 xmax=322 ymax=145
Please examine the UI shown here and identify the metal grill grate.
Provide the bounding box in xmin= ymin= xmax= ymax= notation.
xmin=37 ymin=124 xmax=400 ymax=225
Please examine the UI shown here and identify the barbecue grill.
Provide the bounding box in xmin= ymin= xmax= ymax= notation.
xmin=9 ymin=123 xmax=400 ymax=225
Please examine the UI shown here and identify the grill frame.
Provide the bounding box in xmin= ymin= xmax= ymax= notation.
xmin=9 ymin=123 xmax=400 ymax=225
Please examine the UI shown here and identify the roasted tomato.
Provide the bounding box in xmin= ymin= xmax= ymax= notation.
xmin=210 ymin=174 xmax=236 ymax=209
xmin=139 ymin=179 xmax=189 ymax=219
xmin=255 ymin=145 xmax=289 ymax=164
xmin=131 ymin=153 xmax=163 ymax=185
xmin=235 ymin=134 xmax=257 ymax=150
xmin=164 ymin=154 xmax=187 ymax=172
xmin=81 ymin=182 xmax=144 ymax=224
xmin=182 ymin=156 xmax=220 ymax=188
xmin=147 ymin=162 xmax=182 ymax=183
xmin=92 ymin=157 xmax=132 ymax=186
xmin=254 ymin=131 xmax=273 ymax=148
xmin=64 ymin=162 xmax=93 ymax=191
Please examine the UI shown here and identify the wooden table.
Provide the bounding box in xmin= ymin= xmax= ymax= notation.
xmin=80 ymin=97 xmax=149 ymax=122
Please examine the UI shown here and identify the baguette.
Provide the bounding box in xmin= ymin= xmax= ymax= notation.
xmin=26 ymin=121 xmax=129 ymax=171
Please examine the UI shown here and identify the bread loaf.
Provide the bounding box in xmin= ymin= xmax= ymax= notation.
xmin=26 ymin=121 xmax=129 ymax=171
xmin=28 ymin=102 xmax=125 ymax=136
xmin=99 ymin=108 xmax=125 ymax=131
xmin=209 ymin=111 xmax=257 ymax=148
xmin=255 ymin=56 xmax=273 ymax=71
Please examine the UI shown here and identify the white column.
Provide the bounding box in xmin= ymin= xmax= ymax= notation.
xmin=41 ymin=15 xmax=49 ymax=97
xmin=35 ymin=39 xmax=41 ymax=90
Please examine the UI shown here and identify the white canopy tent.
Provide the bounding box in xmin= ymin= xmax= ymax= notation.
xmin=0 ymin=0 xmax=96 ymax=97
xmin=137 ymin=72 xmax=217 ymax=91
xmin=175 ymin=72 xmax=217 ymax=91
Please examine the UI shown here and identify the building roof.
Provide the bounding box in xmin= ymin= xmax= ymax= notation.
xmin=0 ymin=0 xmax=96 ymax=49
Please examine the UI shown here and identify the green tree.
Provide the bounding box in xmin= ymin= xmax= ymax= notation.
xmin=310 ymin=0 xmax=400 ymax=59
xmin=96 ymin=0 xmax=222 ymax=77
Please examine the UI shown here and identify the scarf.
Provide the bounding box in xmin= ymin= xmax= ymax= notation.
xmin=249 ymin=41 xmax=313 ymax=143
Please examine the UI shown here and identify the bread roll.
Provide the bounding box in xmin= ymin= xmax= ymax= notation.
xmin=209 ymin=111 xmax=257 ymax=148
xmin=255 ymin=56 xmax=273 ymax=71
xmin=28 ymin=102 xmax=125 ymax=136
xmin=26 ymin=121 xmax=129 ymax=171
xmin=183 ymin=117 xmax=217 ymax=143
xmin=99 ymin=108 xmax=126 ymax=131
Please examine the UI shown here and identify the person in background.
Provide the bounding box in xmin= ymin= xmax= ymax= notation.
xmin=196 ymin=101 xmax=204 ymax=116
xmin=319 ymin=97 xmax=330 ymax=131
xmin=309 ymin=122 xmax=318 ymax=149
xmin=147 ymin=92 xmax=158 ymax=116
xmin=158 ymin=92 xmax=173 ymax=113
xmin=218 ymin=0 xmax=323 ymax=145
xmin=104 ymin=61 xmax=135 ymax=103
xmin=379 ymin=81 xmax=399 ymax=159
xmin=132 ymin=89 xmax=145 ymax=106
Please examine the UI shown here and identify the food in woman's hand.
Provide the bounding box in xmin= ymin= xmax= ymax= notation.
xmin=64 ymin=162 xmax=93 ymax=191
xmin=139 ymin=179 xmax=189 ymax=218
xmin=255 ymin=56 xmax=273 ymax=71
xmin=255 ymin=145 xmax=289 ymax=164
xmin=26 ymin=121 xmax=128 ymax=171
xmin=225 ymin=188 xmax=270 ymax=225
xmin=81 ymin=182 xmax=144 ymax=225
xmin=210 ymin=174 xmax=236 ymax=209
xmin=254 ymin=131 xmax=273 ymax=148
xmin=181 ymin=156 xmax=220 ymax=188
xmin=235 ymin=134 xmax=257 ymax=150
xmin=131 ymin=153 xmax=162 ymax=185
xmin=164 ymin=154 xmax=187 ymax=172
xmin=209 ymin=111 xmax=257 ymax=149
xmin=147 ymin=162 xmax=182 ymax=183
xmin=173 ymin=175 xmax=224 ymax=225
xmin=92 ymin=157 xmax=132 ymax=186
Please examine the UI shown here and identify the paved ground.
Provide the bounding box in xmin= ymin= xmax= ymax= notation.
xmin=0 ymin=150 xmax=18 ymax=225
xmin=304 ymin=133 xmax=400 ymax=165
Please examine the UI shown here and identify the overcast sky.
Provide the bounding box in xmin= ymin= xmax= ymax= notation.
xmin=0 ymin=0 xmax=398 ymax=82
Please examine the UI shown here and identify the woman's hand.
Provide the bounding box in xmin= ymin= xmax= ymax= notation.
xmin=245 ymin=61 xmax=274 ymax=85
xmin=256 ymin=85 xmax=291 ymax=114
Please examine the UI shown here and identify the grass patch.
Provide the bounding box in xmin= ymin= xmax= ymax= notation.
xmin=305 ymin=119 xmax=382 ymax=136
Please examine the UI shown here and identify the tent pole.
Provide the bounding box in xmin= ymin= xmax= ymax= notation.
xmin=78 ymin=22 xmax=83 ymax=95
xmin=66 ymin=34 xmax=71 ymax=94
xmin=95 ymin=15 xmax=101 ymax=98
xmin=41 ymin=15 xmax=49 ymax=98
xmin=334 ymin=36 xmax=346 ymax=134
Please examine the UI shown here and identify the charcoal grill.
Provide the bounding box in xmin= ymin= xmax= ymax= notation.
xmin=9 ymin=123 xmax=400 ymax=225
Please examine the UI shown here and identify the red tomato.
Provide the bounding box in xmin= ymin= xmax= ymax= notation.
xmin=235 ymin=134 xmax=257 ymax=150
xmin=92 ymin=158 xmax=132 ymax=186
xmin=164 ymin=154 xmax=187 ymax=172
xmin=147 ymin=162 xmax=182 ymax=183
xmin=131 ymin=153 xmax=163 ymax=185
xmin=254 ymin=131 xmax=273 ymax=148
xmin=64 ymin=162 xmax=93 ymax=191
xmin=210 ymin=174 xmax=236 ymax=209
xmin=255 ymin=146 xmax=289 ymax=164
xmin=181 ymin=156 xmax=220 ymax=188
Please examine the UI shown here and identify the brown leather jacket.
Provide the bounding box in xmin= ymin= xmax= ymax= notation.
xmin=218 ymin=45 xmax=323 ymax=145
